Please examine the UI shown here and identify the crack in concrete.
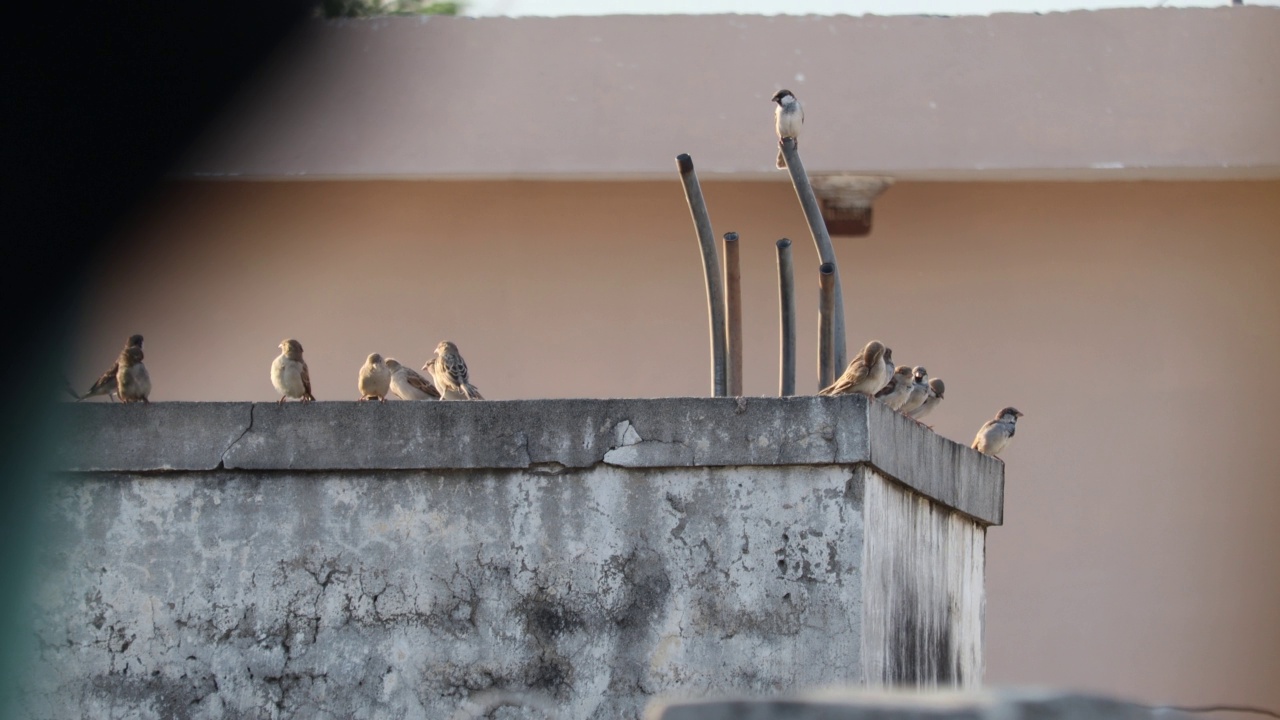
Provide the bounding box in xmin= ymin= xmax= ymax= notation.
xmin=217 ymin=403 xmax=255 ymax=470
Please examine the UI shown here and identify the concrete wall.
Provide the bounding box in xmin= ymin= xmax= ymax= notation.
xmin=179 ymin=10 xmax=1280 ymax=180
xmin=30 ymin=398 xmax=999 ymax=719
xmin=69 ymin=178 xmax=1280 ymax=711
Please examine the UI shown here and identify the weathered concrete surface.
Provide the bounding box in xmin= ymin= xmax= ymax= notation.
xmin=52 ymin=402 xmax=252 ymax=472
xmin=646 ymin=689 xmax=1193 ymax=720
xmin=30 ymin=465 xmax=867 ymax=719
xmin=862 ymin=470 xmax=984 ymax=687
xmin=31 ymin=399 xmax=1003 ymax=718
xmin=50 ymin=397 xmax=1003 ymax=525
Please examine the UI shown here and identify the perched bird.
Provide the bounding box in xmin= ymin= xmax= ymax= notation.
xmin=972 ymin=407 xmax=1025 ymax=458
xmin=78 ymin=334 xmax=144 ymax=402
xmin=879 ymin=346 xmax=895 ymax=396
xmin=385 ymin=358 xmax=439 ymax=401
xmin=358 ymin=353 xmax=392 ymax=402
xmin=271 ymin=338 xmax=314 ymax=404
xmin=425 ymin=341 xmax=483 ymax=400
xmin=897 ymin=367 xmax=930 ymax=416
xmin=115 ymin=346 xmax=151 ymax=403
xmin=819 ymin=340 xmax=887 ymax=397
xmin=772 ymin=88 xmax=803 ymax=170
xmin=906 ymin=378 xmax=945 ymax=421
xmin=874 ymin=365 xmax=916 ymax=410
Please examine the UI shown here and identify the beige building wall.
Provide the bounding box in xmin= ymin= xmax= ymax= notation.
xmin=72 ymin=178 xmax=1280 ymax=708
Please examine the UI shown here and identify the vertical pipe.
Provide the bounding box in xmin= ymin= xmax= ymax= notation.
xmin=776 ymin=238 xmax=796 ymax=397
xmin=722 ymin=232 xmax=743 ymax=396
xmin=818 ymin=262 xmax=836 ymax=392
xmin=780 ymin=137 xmax=847 ymax=372
xmin=675 ymin=153 xmax=727 ymax=397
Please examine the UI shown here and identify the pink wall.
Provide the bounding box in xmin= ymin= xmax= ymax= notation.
xmin=73 ymin=178 xmax=1280 ymax=708
xmin=181 ymin=10 xmax=1280 ymax=180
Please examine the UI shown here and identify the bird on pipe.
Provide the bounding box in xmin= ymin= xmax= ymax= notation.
xmin=772 ymin=88 xmax=803 ymax=170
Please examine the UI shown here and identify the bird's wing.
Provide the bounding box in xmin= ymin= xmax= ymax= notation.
xmin=407 ymin=369 xmax=440 ymax=398
xmin=85 ymin=363 xmax=119 ymax=397
xmin=445 ymin=355 xmax=469 ymax=385
xmin=874 ymin=376 xmax=898 ymax=398
xmin=301 ymin=360 xmax=314 ymax=399
xmin=972 ymin=420 xmax=997 ymax=448
xmin=819 ymin=360 xmax=868 ymax=396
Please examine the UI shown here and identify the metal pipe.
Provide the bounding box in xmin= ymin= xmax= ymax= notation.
xmin=776 ymin=238 xmax=796 ymax=397
xmin=722 ymin=232 xmax=743 ymax=396
xmin=780 ymin=137 xmax=847 ymax=372
xmin=818 ymin=262 xmax=836 ymax=391
xmin=675 ymin=153 xmax=727 ymax=397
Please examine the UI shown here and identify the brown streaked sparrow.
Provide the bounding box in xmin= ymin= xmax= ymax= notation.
xmin=116 ymin=345 xmax=150 ymax=403
xmin=79 ymin=334 xmax=143 ymax=401
xmin=426 ymin=341 xmax=483 ymax=400
xmin=819 ymin=340 xmax=887 ymax=397
xmin=385 ymin=358 xmax=440 ymax=400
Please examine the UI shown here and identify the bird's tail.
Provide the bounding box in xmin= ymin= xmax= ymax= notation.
xmin=776 ymin=148 xmax=787 ymax=170
xmin=461 ymin=383 xmax=484 ymax=401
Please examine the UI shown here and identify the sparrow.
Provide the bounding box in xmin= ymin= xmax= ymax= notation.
xmin=873 ymin=365 xmax=915 ymax=410
xmin=879 ymin=346 xmax=895 ymax=396
xmin=897 ymin=367 xmax=930 ymax=416
xmin=772 ymin=89 xmax=803 ymax=170
xmin=425 ymin=341 xmax=483 ymax=400
xmin=358 ymin=353 xmax=392 ymax=402
xmin=385 ymin=358 xmax=440 ymax=400
xmin=78 ymin=334 xmax=144 ymax=402
xmin=115 ymin=345 xmax=151 ymax=403
xmin=818 ymin=340 xmax=887 ymax=397
xmin=972 ymin=407 xmax=1025 ymax=458
xmin=271 ymin=338 xmax=315 ymax=404
xmin=906 ymin=378 xmax=945 ymax=421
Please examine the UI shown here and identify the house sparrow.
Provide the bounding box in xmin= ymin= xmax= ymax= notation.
xmin=897 ymin=367 xmax=930 ymax=415
xmin=78 ymin=334 xmax=143 ymax=401
xmin=115 ymin=345 xmax=150 ymax=403
xmin=425 ymin=341 xmax=483 ymax=400
xmin=879 ymin=346 xmax=895 ymax=395
xmin=772 ymin=88 xmax=803 ymax=170
xmin=358 ymin=353 xmax=392 ymax=402
xmin=819 ymin=340 xmax=887 ymax=396
xmin=271 ymin=338 xmax=314 ymax=404
xmin=972 ymin=407 xmax=1024 ymax=458
xmin=385 ymin=358 xmax=440 ymax=400
xmin=874 ymin=365 xmax=915 ymax=410
xmin=906 ymin=378 xmax=945 ymax=421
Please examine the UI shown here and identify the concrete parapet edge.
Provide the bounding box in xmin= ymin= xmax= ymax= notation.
xmin=51 ymin=396 xmax=1003 ymax=524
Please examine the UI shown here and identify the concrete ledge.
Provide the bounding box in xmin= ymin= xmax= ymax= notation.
xmin=51 ymin=402 xmax=252 ymax=472
xmin=646 ymin=689 xmax=1191 ymax=720
xmin=51 ymin=396 xmax=1003 ymax=524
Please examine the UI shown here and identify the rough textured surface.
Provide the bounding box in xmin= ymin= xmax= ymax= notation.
xmin=51 ymin=402 xmax=252 ymax=472
xmin=32 ymin=399 xmax=1000 ymax=718
xmin=50 ymin=398 xmax=1003 ymax=525
xmin=30 ymin=466 xmax=867 ymax=719
xmin=861 ymin=469 xmax=985 ymax=687
xmin=646 ymin=689 xmax=1193 ymax=720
